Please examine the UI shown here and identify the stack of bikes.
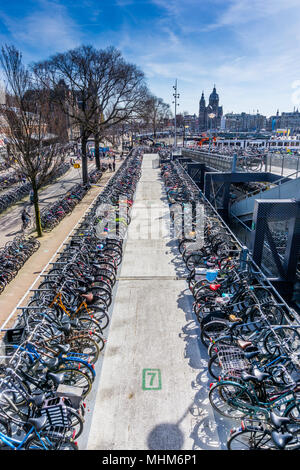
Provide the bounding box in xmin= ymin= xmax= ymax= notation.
xmin=161 ymin=157 xmax=300 ymax=451
xmin=0 ymin=236 xmax=41 ymax=295
xmin=0 ymin=149 xmax=143 ymax=450
xmin=40 ymin=168 xmax=105 ymax=232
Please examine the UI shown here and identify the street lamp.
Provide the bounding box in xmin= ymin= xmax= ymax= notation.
xmin=208 ymin=113 xmax=215 ymax=153
xmin=172 ymin=79 xmax=180 ymax=148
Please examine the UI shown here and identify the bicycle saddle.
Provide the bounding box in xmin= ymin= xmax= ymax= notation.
xmin=241 ymin=367 xmax=270 ymax=383
xmin=47 ymin=371 xmax=66 ymax=385
xmin=75 ymin=287 xmax=87 ymax=294
xmin=27 ymin=416 xmax=48 ymax=432
xmin=57 ymin=323 xmax=71 ymax=334
xmin=243 ymin=348 xmax=260 ymax=360
xmin=69 ymin=318 xmax=80 ymax=328
xmin=55 ymin=343 xmax=71 ymax=354
xmin=43 ymin=357 xmax=60 ymax=370
xmin=29 ymin=393 xmax=46 ymax=408
xmin=81 ymin=292 xmax=94 ymax=303
xmin=237 ymin=339 xmax=253 ymax=350
xmin=271 ymin=431 xmax=293 ymax=450
xmin=270 ymin=412 xmax=291 ymax=429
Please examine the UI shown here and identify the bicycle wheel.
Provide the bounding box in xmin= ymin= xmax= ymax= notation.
xmin=249 ymin=303 xmax=284 ymax=326
xmin=264 ymin=326 xmax=300 ymax=356
xmin=65 ymin=407 xmax=84 ymax=439
xmin=59 ymin=368 xmax=92 ymax=398
xmin=25 ymin=434 xmax=78 ymax=450
xmin=208 ymin=353 xmax=223 ymax=380
xmin=0 ymin=417 xmax=11 ymax=445
xmin=209 ymin=381 xmax=254 ymax=419
xmin=86 ymin=307 xmax=110 ymax=330
xmin=67 ymin=336 xmax=100 ymax=364
xmin=200 ymin=320 xmax=228 ymax=348
xmin=227 ymin=428 xmax=274 ymax=450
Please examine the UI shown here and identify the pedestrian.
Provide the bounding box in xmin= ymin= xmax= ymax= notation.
xmin=21 ymin=206 xmax=30 ymax=230
xmin=29 ymin=190 xmax=34 ymax=205
xmin=112 ymin=160 xmax=116 ymax=172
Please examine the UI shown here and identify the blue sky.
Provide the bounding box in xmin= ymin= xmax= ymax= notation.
xmin=0 ymin=0 xmax=300 ymax=117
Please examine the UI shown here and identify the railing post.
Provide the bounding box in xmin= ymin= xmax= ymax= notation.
xmin=239 ymin=245 xmax=249 ymax=271
xmin=232 ymin=154 xmax=237 ymax=173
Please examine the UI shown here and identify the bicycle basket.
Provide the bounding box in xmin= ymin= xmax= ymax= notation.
xmin=217 ymin=345 xmax=250 ymax=377
xmin=3 ymin=328 xmax=25 ymax=345
xmin=3 ymin=327 xmax=25 ymax=357
xmin=39 ymin=404 xmax=69 ymax=429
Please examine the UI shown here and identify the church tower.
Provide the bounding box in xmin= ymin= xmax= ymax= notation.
xmin=209 ymin=84 xmax=219 ymax=113
xmin=199 ymin=91 xmax=207 ymax=131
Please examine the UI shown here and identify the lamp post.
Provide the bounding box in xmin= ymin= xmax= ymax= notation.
xmin=208 ymin=112 xmax=216 ymax=153
xmin=172 ymin=79 xmax=180 ymax=148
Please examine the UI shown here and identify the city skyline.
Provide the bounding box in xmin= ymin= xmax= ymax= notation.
xmin=0 ymin=0 xmax=300 ymax=117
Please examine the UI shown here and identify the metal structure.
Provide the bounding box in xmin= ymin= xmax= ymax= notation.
xmin=173 ymin=150 xmax=300 ymax=308
xmin=251 ymin=199 xmax=300 ymax=296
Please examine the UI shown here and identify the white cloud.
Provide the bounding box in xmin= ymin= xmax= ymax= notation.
xmin=0 ymin=1 xmax=82 ymax=56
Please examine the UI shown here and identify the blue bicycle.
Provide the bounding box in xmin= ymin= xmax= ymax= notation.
xmin=0 ymin=415 xmax=77 ymax=450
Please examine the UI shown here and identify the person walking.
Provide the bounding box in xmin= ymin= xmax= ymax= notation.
xmin=21 ymin=206 xmax=31 ymax=231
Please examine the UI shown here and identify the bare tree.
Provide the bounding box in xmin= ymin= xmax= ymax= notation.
xmin=139 ymin=94 xmax=171 ymax=137
xmin=33 ymin=45 xmax=149 ymax=178
xmin=0 ymin=44 xmax=68 ymax=237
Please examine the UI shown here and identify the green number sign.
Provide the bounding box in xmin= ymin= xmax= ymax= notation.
xmin=142 ymin=369 xmax=162 ymax=390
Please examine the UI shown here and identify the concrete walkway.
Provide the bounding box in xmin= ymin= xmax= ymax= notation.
xmin=86 ymin=154 xmax=228 ymax=451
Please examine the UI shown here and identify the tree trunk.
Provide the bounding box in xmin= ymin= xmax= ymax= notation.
xmin=32 ymin=178 xmax=43 ymax=237
xmin=94 ymin=134 xmax=100 ymax=170
xmin=81 ymin=133 xmax=89 ymax=185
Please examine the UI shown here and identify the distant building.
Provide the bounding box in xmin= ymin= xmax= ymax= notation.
xmin=198 ymin=85 xmax=223 ymax=131
xmin=224 ymin=112 xmax=266 ymax=132
xmin=183 ymin=114 xmax=198 ymax=133
xmin=266 ymin=109 xmax=300 ymax=133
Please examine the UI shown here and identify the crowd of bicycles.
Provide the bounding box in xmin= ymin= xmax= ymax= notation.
xmin=0 ymin=165 xmax=108 ymax=296
xmin=0 ymin=162 xmax=71 ymax=215
xmin=0 ymin=149 xmax=143 ymax=450
xmin=40 ymin=168 xmax=105 ymax=232
xmin=0 ymin=236 xmax=41 ymax=295
xmin=161 ymin=156 xmax=300 ymax=451
xmin=0 ymin=171 xmax=24 ymax=193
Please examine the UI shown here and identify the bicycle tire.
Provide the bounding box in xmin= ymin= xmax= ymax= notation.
xmin=209 ymin=381 xmax=254 ymax=419
xmin=227 ymin=428 xmax=275 ymax=450
xmin=25 ymin=434 xmax=78 ymax=450
xmin=264 ymin=326 xmax=300 ymax=356
xmin=58 ymin=367 xmax=92 ymax=398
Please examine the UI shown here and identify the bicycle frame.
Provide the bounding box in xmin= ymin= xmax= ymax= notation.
xmin=220 ymin=377 xmax=297 ymax=417
xmin=8 ymin=342 xmax=95 ymax=379
xmin=49 ymin=291 xmax=92 ymax=317
xmin=0 ymin=426 xmax=50 ymax=450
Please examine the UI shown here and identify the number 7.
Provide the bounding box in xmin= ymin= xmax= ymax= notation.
xmin=148 ymin=372 xmax=156 ymax=386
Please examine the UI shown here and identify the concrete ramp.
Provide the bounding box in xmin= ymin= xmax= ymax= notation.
xmin=86 ymin=153 xmax=226 ymax=450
